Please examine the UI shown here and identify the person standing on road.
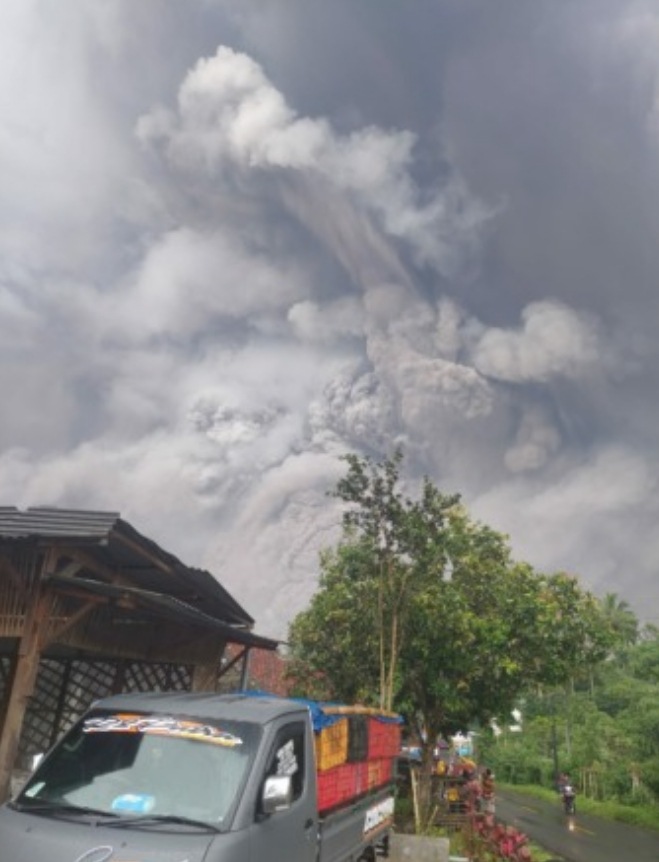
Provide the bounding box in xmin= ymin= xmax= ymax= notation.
xmin=480 ymin=767 xmax=495 ymax=815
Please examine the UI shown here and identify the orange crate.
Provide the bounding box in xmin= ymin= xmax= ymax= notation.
xmin=366 ymin=757 xmax=393 ymax=789
xmin=315 ymin=718 xmax=349 ymax=771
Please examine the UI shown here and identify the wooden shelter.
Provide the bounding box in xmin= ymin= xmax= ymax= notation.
xmin=0 ymin=506 xmax=278 ymax=802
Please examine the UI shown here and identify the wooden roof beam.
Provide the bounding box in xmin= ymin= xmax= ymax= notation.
xmin=46 ymin=599 xmax=105 ymax=645
xmin=111 ymin=530 xmax=178 ymax=577
xmin=50 ymin=546 xmax=131 ymax=587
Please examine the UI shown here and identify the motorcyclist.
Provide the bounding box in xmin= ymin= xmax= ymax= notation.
xmin=560 ymin=774 xmax=576 ymax=814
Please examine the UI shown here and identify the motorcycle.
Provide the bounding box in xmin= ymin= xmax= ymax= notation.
xmin=561 ymin=783 xmax=576 ymax=815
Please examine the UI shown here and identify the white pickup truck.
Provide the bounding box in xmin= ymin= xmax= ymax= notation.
xmin=0 ymin=691 xmax=401 ymax=862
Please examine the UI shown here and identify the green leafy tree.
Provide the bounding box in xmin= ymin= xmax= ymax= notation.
xmin=598 ymin=593 xmax=639 ymax=671
xmin=329 ymin=448 xmax=460 ymax=711
xmin=287 ymin=449 xmax=609 ymax=827
xmin=287 ymin=539 xmax=380 ymax=702
xmin=627 ymin=634 xmax=659 ymax=684
xmin=485 ymin=626 xmax=659 ymax=806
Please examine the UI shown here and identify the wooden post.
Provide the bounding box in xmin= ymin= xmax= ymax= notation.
xmin=191 ymin=636 xmax=225 ymax=693
xmin=191 ymin=662 xmax=219 ymax=692
xmin=0 ymin=643 xmax=18 ymax=740
xmin=239 ymin=647 xmax=251 ymax=691
xmin=0 ymin=571 xmax=54 ymax=802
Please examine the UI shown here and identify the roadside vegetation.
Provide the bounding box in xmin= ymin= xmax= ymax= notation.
xmin=477 ymin=594 xmax=659 ymax=829
xmin=284 ymin=448 xmax=657 ymax=841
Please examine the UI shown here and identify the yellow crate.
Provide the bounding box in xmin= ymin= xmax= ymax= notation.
xmin=315 ymin=718 xmax=349 ymax=771
xmin=366 ymin=758 xmax=393 ymax=789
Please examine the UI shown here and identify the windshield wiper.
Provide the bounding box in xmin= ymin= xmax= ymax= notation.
xmin=104 ymin=813 xmax=222 ymax=833
xmin=11 ymin=800 xmax=118 ymax=820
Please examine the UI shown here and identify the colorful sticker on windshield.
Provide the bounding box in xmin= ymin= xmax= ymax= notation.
xmin=83 ymin=713 xmax=243 ymax=747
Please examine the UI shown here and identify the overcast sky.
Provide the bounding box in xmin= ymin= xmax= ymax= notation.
xmin=2 ymin=1 xmax=659 ymax=638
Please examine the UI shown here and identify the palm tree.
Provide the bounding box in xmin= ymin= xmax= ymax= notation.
xmin=600 ymin=592 xmax=639 ymax=652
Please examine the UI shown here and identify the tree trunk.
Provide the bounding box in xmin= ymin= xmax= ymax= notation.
xmin=412 ymin=739 xmax=438 ymax=834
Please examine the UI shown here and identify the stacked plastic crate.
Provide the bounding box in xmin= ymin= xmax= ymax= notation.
xmin=314 ymin=705 xmax=402 ymax=813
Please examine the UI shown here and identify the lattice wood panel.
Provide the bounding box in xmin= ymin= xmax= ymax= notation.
xmin=15 ymin=659 xmax=194 ymax=768
xmin=17 ymin=660 xmax=108 ymax=765
xmin=121 ymin=662 xmax=192 ymax=693
xmin=20 ymin=660 xmax=67 ymax=761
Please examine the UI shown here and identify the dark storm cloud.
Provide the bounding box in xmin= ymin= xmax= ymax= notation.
xmin=1 ymin=0 xmax=658 ymax=636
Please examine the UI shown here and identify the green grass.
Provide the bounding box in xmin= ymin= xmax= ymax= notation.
xmin=527 ymin=843 xmax=563 ymax=862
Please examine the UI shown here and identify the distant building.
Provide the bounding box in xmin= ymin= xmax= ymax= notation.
xmin=220 ymin=643 xmax=290 ymax=696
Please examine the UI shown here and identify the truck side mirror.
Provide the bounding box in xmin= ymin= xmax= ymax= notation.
xmin=262 ymin=775 xmax=293 ymax=815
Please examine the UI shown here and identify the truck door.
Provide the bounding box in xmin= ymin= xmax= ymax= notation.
xmin=249 ymin=720 xmax=318 ymax=862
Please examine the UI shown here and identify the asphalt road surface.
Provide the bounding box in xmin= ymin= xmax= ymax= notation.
xmin=496 ymin=788 xmax=659 ymax=862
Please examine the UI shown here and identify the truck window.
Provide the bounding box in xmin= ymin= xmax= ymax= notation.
xmin=15 ymin=709 xmax=262 ymax=828
xmin=264 ymin=722 xmax=305 ymax=802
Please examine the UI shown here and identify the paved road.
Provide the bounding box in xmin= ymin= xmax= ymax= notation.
xmin=496 ymin=788 xmax=659 ymax=862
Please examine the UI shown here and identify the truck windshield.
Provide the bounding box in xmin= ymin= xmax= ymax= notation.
xmin=16 ymin=709 xmax=261 ymax=827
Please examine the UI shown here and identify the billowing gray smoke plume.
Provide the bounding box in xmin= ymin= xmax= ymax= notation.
xmin=1 ymin=1 xmax=659 ymax=637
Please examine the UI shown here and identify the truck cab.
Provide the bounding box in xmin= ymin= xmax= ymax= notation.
xmin=0 ymin=691 xmax=397 ymax=862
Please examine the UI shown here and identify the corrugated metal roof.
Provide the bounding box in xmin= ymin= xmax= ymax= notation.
xmin=0 ymin=507 xmax=120 ymax=538
xmin=0 ymin=506 xmax=259 ymax=633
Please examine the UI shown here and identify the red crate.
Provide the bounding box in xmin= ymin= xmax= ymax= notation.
xmin=367 ymin=718 xmax=401 ymax=759
xmin=355 ymin=761 xmax=369 ymax=796
xmin=317 ymin=763 xmax=359 ymax=812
